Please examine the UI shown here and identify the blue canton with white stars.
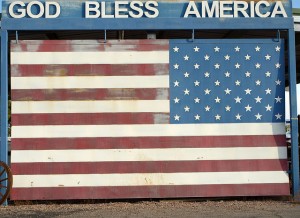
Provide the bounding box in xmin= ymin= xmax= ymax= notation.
xmin=169 ymin=39 xmax=285 ymax=123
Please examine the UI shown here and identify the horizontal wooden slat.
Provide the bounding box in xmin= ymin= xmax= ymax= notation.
xmin=11 ymin=88 xmax=169 ymax=101
xmin=12 ymin=100 xmax=169 ymax=114
xmin=11 ymin=160 xmax=288 ymax=175
xmin=11 ymin=123 xmax=285 ymax=138
xmin=11 ymin=183 xmax=290 ymax=200
xmin=13 ymin=171 xmax=289 ymax=188
xmin=11 ymin=147 xmax=287 ymax=163
xmin=11 ymin=51 xmax=169 ymax=64
xmin=11 ymin=135 xmax=287 ymax=150
xmin=10 ymin=40 xmax=169 ymax=52
xmin=11 ymin=76 xmax=169 ymax=89
xmin=12 ymin=113 xmax=170 ymax=125
xmin=11 ymin=64 xmax=169 ymax=77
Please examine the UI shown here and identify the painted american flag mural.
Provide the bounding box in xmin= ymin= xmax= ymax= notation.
xmin=10 ymin=39 xmax=289 ymax=200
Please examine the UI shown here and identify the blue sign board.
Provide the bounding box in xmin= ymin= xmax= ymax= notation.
xmin=2 ymin=0 xmax=292 ymax=18
xmin=0 ymin=0 xmax=294 ymax=30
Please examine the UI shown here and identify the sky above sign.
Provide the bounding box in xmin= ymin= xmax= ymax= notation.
xmin=293 ymin=0 xmax=300 ymax=8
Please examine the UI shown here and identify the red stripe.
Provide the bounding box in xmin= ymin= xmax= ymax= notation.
xmin=11 ymin=160 xmax=288 ymax=175
xmin=11 ymin=184 xmax=290 ymax=200
xmin=11 ymin=64 xmax=169 ymax=77
xmin=12 ymin=113 xmax=170 ymax=125
xmin=11 ymin=40 xmax=169 ymax=52
xmin=11 ymin=135 xmax=287 ymax=150
xmin=11 ymin=88 xmax=169 ymax=101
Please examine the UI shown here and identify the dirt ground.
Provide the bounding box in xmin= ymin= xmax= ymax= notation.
xmin=1 ymin=199 xmax=300 ymax=218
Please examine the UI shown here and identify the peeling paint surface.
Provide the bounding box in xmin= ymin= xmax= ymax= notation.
xmin=9 ymin=40 xmax=289 ymax=200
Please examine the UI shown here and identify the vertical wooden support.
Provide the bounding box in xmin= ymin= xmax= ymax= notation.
xmin=1 ymin=30 xmax=8 ymax=205
xmin=288 ymin=28 xmax=300 ymax=197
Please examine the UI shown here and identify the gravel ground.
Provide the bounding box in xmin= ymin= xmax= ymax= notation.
xmin=1 ymin=200 xmax=300 ymax=218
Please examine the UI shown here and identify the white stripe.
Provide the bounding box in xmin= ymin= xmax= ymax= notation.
xmin=11 ymin=75 xmax=169 ymax=89
xmin=13 ymin=171 xmax=289 ymax=188
xmin=11 ymin=123 xmax=285 ymax=138
xmin=11 ymin=51 xmax=169 ymax=64
xmin=12 ymin=100 xmax=169 ymax=114
xmin=294 ymin=16 xmax=300 ymax=22
xmin=11 ymin=147 xmax=287 ymax=163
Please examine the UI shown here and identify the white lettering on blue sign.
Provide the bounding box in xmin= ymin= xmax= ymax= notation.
xmin=183 ymin=1 xmax=287 ymax=18
xmin=9 ymin=1 xmax=61 ymax=18
xmin=8 ymin=0 xmax=288 ymax=19
xmin=85 ymin=1 xmax=159 ymax=18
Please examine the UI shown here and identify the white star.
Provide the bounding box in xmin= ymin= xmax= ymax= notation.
xmin=234 ymin=96 xmax=242 ymax=103
xmin=235 ymin=46 xmax=240 ymax=52
xmin=194 ymin=46 xmax=200 ymax=52
xmin=265 ymin=88 xmax=272 ymax=94
xmin=204 ymin=89 xmax=211 ymax=95
xmin=275 ymin=63 xmax=281 ymax=69
xmin=174 ymin=114 xmax=180 ymax=121
xmin=184 ymin=89 xmax=190 ymax=95
xmin=184 ymin=72 xmax=190 ymax=78
xmin=225 ymin=71 xmax=230 ymax=77
xmin=194 ymin=98 xmax=200 ymax=103
xmin=255 ymin=113 xmax=262 ymax=120
xmin=265 ymin=71 xmax=271 ymax=77
xmin=215 ymin=97 xmax=221 ymax=103
xmin=174 ymin=97 xmax=180 ymax=103
xmin=205 ymin=106 xmax=211 ymax=111
xmin=194 ymin=63 xmax=200 ymax=69
xmin=204 ymin=55 xmax=210 ymax=61
xmin=225 ymin=106 xmax=231 ymax=111
xmin=214 ymin=63 xmax=220 ymax=69
xmin=204 ymin=72 xmax=210 ymax=78
xmin=236 ymin=114 xmax=242 ymax=120
xmin=195 ymin=114 xmax=201 ymax=120
xmin=224 ymin=55 xmax=230 ymax=60
xmin=275 ymin=113 xmax=282 ymax=120
xmin=255 ymin=63 xmax=261 ymax=69
xmin=265 ymin=54 xmax=271 ymax=60
xmin=245 ymin=54 xmax=251 ymax=60
xmin=245 ymin=71 xmax=251 ymax=77
xmin=275 ymin=80 xmax=281 ymax=85
xmin=235 ymin=63 xmax=241 ymax=69
xmin=214 ymin=46 xmax=220 ymax=52
xmin=174 ymin=64 xmax=179 ymax=69
xmin=184 ymin=55 xmax=189 ymax=61
xmin=255 ymin=96 xmax=262 ymax=103
xmin=215 ymin=80 xmax=221 ymax=86
xmin=174 ymin=81 xmax=180 ymax=87
xmin=245 ymin=88 xmax=252 ymax=95
xmin=173 ymin=47 xmax=179 ymax=52
xmin=255 ymin=46 xmax=261 ymax=52
xmin=215 ymin=114 xmax=221 ymax=120
xmin=245 ymin=104 xmax=252 ymax=111
xmin=275 ymin=46 xmax=281 ymax=52
xmin=235 ymin=80 xmax=241 ymax=86
xmin=265 ymin=104 xmax=272 ymax=111
xmin=256 ymin=80 xmax=261 ymax=86
xmin=194 ymin=80 xmax=200 ymax=86
xmin=184 ymin=106 xmax=190 ymax=112
xmin=275 ymin=96 xmax=282 ymax=103
xmin=224 ymin=88 xmax=231 ymax=95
